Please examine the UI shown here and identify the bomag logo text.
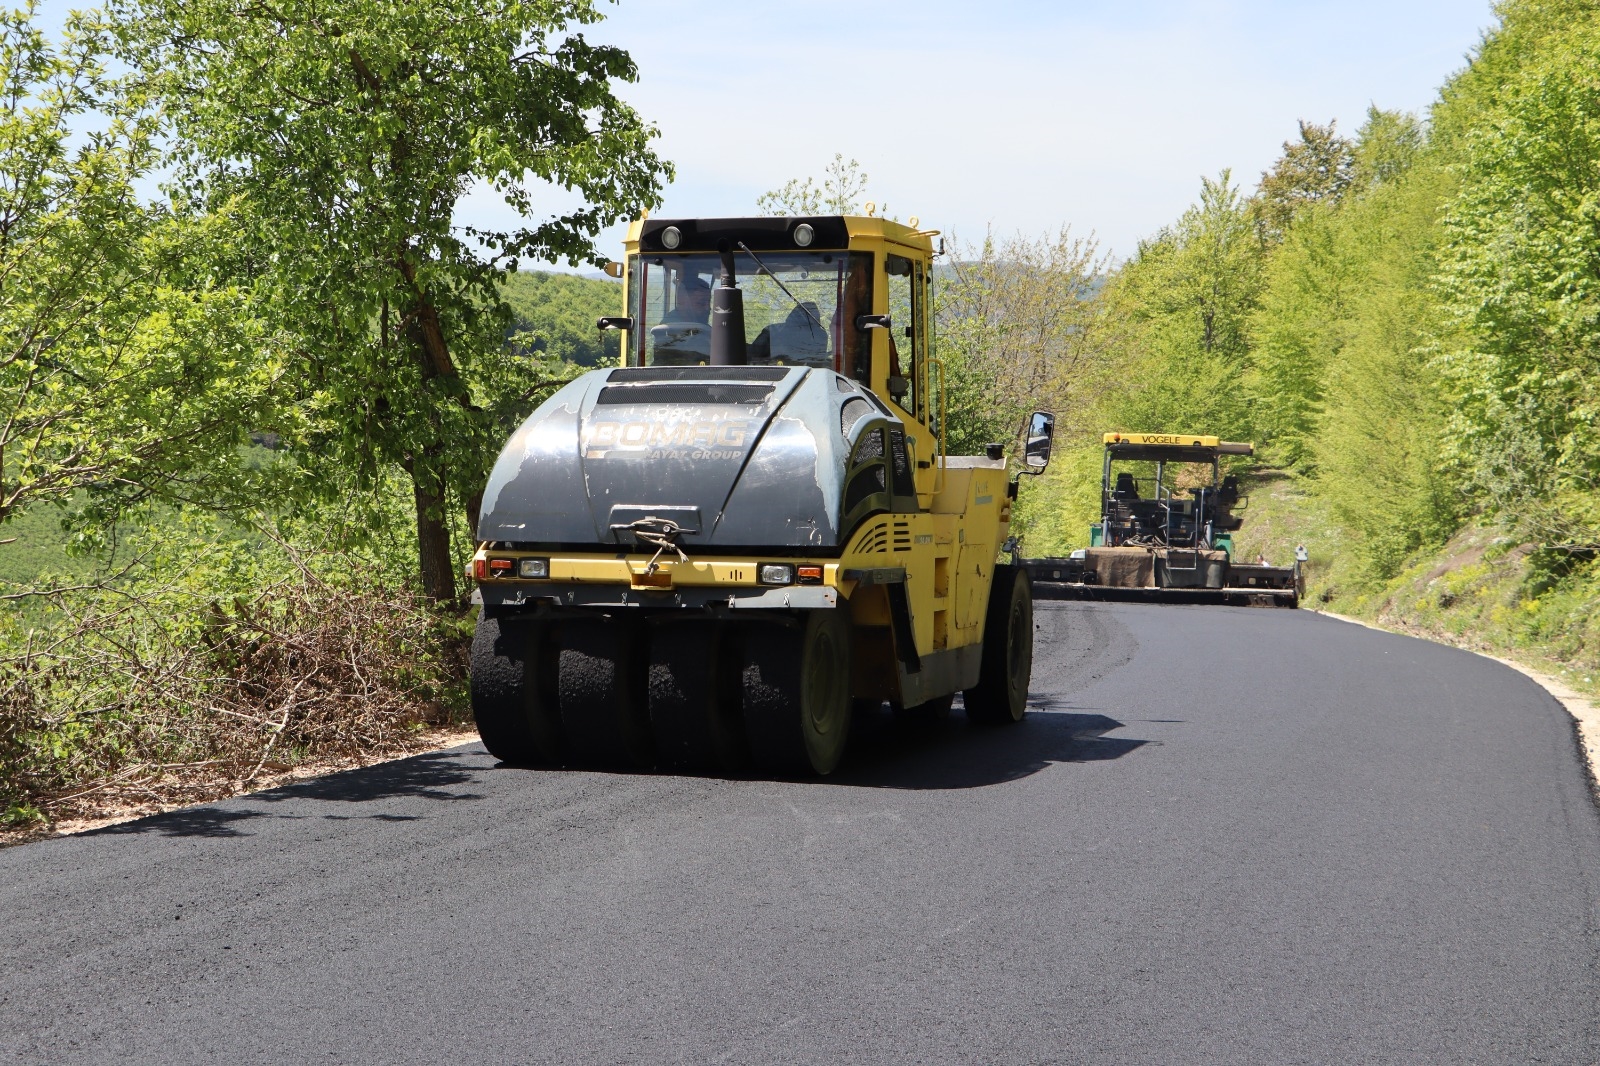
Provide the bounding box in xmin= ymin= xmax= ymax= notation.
xmin=584 ymin=418 xmax=752 ymax=461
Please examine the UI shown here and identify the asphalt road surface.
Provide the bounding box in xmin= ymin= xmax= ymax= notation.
xmin=5 ymin=601 xmax=1600 ymax=1064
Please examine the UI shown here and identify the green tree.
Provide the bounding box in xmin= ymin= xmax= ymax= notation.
xmin=115 ymin=0 xmax=671 ymax=601
xmin=1001 ymin=173 xmax=1265 ymax=554
xmin=1434 ymin=11 xmax=1600 ymax=548
xmin=936 ymin=227 xmax=1107 ymax=455
xmin=0 ymin=4 xmax=271 ymax=542
xmin=757 ymin=153 xmax=871 ymax=215
xmin=1253 ymin=120 xmax=1356 ymax=243
xmin=500 ymin=270 xmax=622 ymax=367
xmin=1248 ymin=108 xmax=1426 ymax=470
xmin=1099 ymin=171 xmax=1264 ymax=441
xmin=1314 ymin=161 xmax=1461 ymax=579
xmin=1350 ymin=105 xmax=1424 ymax=191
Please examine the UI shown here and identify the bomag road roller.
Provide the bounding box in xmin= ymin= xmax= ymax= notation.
xmin=468 ymin=215 xmax=1056 ymax=775
xmin=1018 ymin=432 xmax=1301 ymax=606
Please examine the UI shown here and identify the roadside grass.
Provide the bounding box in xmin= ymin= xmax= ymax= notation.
xmin=1348 ymin=529 xmax=1600 ymax=702
xmin=0 ymin=505 xmax=80 ymax=588
xmin=0 ymin=507 xmax=475 ymax=843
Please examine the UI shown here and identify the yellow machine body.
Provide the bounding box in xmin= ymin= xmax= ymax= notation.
xmin=472 ymin=216 xmax=1016 ymax=709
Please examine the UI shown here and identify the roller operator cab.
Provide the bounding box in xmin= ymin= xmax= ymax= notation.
xmin=469 ymin=215 xmax=1055 ymax=775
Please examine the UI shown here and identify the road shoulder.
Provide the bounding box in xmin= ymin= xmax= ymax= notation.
xmin=3 ymin=727 xmax=482 ymax=846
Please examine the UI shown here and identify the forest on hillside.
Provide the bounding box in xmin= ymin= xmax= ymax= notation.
xmin=4 ymin=0 xmax=1599 ymax=830
xmin=925 ymin=0 xmax=1599 ymax=697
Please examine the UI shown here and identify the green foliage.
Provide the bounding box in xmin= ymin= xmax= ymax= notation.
xmin=757 ymin=154 xmax=872 ymax=216
xmin=1 ymin=508 xmax=470 ymax=829
xmin=0 ymin=6 xmax=275 ymax=537
xmin=1113 ymin=171 xmax=1264 ymax=368
xmin=1434 ymin=8 xmax=1600 ymax=548
xmin=112 ymin=0 xmax=671 ymax=599
xmin=501 ymin=270 xmax=622 ymax=367
xmin=0 ymin=504 xmax=75 ymax=587
xmin=1351 ymin=106 xmax=1425 ymax=190
xmin=1247 ymin=108 xmax=1433 ymax=474
xmin=1246 ymin=203 xmax=1349 ymax=467
xmin=1007 ymin=443 xmax=1104 ymax=557
xmin=992 ymin=173 xmax=1265 ymax=551
xmin=1253 ymin=120 xmax=1356 ymax=243
xmin=1313 ymin=163 xmax=1462 ymax=580
xmin=1093 ymin=171 xmax=1264 ymax=441
xmin=936 ymin=228 xmax=1107 ymax=457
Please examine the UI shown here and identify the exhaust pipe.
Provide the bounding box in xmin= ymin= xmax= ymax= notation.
xmin=710 ymin=242 xmax=748 ymax=366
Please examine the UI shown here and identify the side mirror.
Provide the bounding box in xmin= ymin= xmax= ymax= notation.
xmin=855 ymin=313 xmax=892 ymax=332
xmin=602 ymin=261 xmax=624 ymax=279
xmin=1023 ymin=411 xmax=1055 ymax=471
xmin=596 ymin=316 xmax=633 ymax=331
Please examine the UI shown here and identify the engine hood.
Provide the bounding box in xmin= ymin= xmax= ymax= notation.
xmin=477 ymin=365 xmax=900 ymax=550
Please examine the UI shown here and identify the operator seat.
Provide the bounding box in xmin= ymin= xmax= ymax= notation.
xmin=1214 ymin=474 xmax=1244 ymax=531
xmin=752 ymin=303 xmax=830 ymax=367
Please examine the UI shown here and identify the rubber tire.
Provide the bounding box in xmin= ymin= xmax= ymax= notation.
xmin=557 ymin=620 xmax=655 ymax=770
xmin=648 ymin=623 xmax=748 ymax=774
xmin=964 ymin=565 xmax=1033 ymax=724
xmin=742 ymin=609 xmax=853 ymax=776
xmin=470 ymin=613 xmax=562 ymax=765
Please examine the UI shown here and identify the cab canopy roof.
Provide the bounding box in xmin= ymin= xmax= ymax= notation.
xmin=1102 ymin=432 xmax=1254 ymax=464
xmin=627 ymin=215 xmax=934 ymax=255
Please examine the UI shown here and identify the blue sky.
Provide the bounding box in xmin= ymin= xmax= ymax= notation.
xmin=466 ymin=0 xmax=1494 ymax=265
xmin=33 ymin=1 xmax=1497 ymax=265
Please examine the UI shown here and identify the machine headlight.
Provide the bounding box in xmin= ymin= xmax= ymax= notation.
xmin=518 ymin=557 xmax=549 ymax=579
xmin=759 ymin=563 xmax=795 ymax=585
xmin=793 ymin=223 xmax=814 ymax=247
xmin=661 ymin=225 xmax=682 ymax=250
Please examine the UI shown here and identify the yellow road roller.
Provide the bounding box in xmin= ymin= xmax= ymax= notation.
xmin=468 ymin=215 xmax=1054 ymax=775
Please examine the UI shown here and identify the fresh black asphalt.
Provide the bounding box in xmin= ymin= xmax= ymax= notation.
xmin=4 ymin=602 xmax=1599 ymax=1063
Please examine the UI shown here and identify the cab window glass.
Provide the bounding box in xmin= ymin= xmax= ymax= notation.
xmin=885 ymin=254 xmax=917 ymax=416
xmin=842 ymin=252 xmax=873 ymax=382
xmin=632 ymin=252 xmax=849 ymax=368
xmin=625 ymin=255 xmax=643 ymax=364
xmin=916 ymin=263 xmax=932 ymax=430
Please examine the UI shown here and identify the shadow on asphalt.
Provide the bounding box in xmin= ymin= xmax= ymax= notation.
xmin=826 ymin=700 xmax=1149 ymax=790
xmin=91 ymin=751 xmax=483 ymax=839
xmin=87 ymin=701 xmax=1150 ymax=839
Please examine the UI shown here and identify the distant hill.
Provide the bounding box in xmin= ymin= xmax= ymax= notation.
xmin=501 ymin=270 xmax=623 ymax=367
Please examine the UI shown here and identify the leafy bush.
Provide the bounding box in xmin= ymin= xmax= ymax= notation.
xmin=1 ymin=533 xmax=469 ymax=831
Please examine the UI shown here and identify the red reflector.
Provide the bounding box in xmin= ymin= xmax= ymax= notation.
xmin=797 ymin=565 xmax=823 ymax=581
xmin=473 ymin=559 xmax=489 ymax=581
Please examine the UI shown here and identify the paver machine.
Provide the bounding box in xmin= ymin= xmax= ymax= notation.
xmin=468 ymin=215 xmax=1056 ymax=775
xmin=1019 ymin=432 xmax=1301 ymax=606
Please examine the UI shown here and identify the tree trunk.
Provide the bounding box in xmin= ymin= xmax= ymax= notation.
xmin=412 ymin=455 xmax=457 ymax=604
